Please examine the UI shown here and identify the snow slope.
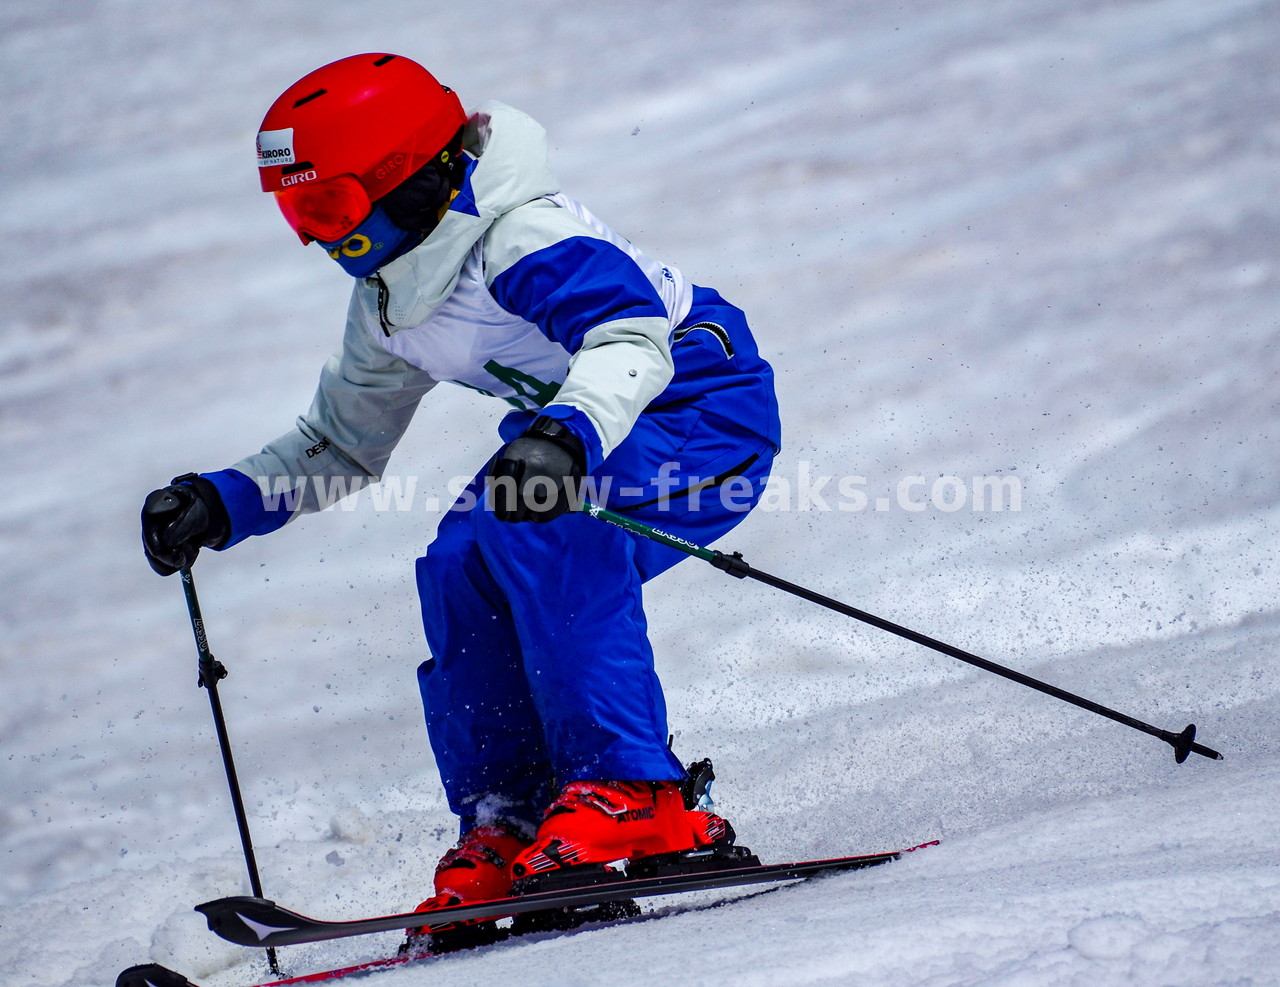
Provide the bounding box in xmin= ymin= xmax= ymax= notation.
xmin=2 ymin=0 xmax=1277 ymax=984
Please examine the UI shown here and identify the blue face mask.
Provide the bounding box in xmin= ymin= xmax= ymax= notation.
xmin=318 ymin=204 xmax=422 ymax=278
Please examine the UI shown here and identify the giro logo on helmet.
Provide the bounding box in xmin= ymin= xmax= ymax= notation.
xmin=280 ymin=169 xmax=318 ymax=187
xmin=374 ymin=153 xmax=407 ymax=181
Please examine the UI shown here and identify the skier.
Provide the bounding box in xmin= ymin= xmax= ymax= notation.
xmin=140 ymin=53 xmax=780 ymax=939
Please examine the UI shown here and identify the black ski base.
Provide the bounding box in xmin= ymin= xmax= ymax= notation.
xmin=117 ymin=965 xmax=199 ymax=987
xmin=509 ymin=895 xmax=642 ymax=935
xmin=196 ymin=844 xmax=929 ymax=949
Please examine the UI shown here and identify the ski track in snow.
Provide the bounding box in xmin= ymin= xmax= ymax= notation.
xmin=2 ymin=1 xmax=1277 ymax=984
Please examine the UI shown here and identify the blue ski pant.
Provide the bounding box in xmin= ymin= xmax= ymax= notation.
xmin=415 ymin=415 xmax=775 ymax=833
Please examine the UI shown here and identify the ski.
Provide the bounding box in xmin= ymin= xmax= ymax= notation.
xmin=195 ymin=843 xmax=937 ymax=949
xmin=120 ymin=945 xmax=486 ymax=986
xmin=119 ymin=884 xmax=782 ymax=987
xmin=116 ymin=885 xmax=749 ymax=987
xmin=118 ymin=953 xmax=430 ymax=987
xmin=120 ymin=843 xmax=935 ymax=987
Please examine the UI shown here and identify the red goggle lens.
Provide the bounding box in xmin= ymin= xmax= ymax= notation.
xmin=274 ymin=174 xmax=372 ymax=244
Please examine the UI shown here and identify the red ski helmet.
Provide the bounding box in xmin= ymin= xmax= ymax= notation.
xmin=257 ymin=53 xmax=466 ymax=243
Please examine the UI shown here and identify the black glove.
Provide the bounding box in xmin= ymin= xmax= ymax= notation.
xmin=487 ymin=416 xmax=587 ymax=523
xmin=141 ymin=474 xmax=231 ymax=575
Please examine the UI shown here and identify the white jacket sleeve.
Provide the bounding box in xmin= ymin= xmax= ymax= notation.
xmin=230 ymin=291 xmax=437 ymax=516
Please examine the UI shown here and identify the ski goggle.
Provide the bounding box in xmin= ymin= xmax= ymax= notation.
xmin=273 ymin=174 xmax=372 ymax=244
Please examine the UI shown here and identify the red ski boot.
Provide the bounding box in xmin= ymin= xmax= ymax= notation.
xmin=509 ymin=780 xmax=733 ymax=882
xmin=404 ymin=824 xmax=531 ymax=952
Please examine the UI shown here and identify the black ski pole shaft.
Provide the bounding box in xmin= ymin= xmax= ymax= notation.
xmin=581 ymin=502 xmax=1222 ymax=764
xmin=178 ymin=568 xmax=282 ymax=976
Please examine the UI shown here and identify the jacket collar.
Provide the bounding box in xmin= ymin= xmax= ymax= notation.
xmin=363 ymin=101 xmax=560 ymax=333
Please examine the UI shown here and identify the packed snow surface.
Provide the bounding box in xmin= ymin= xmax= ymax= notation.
xmin=2 ymin=1 xmax=1278 ymax=984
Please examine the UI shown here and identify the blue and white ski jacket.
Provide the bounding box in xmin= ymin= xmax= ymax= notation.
xmin=207 ymin=102 xmax=780 ymax=545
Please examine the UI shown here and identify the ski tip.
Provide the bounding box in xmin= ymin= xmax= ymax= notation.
xmin=194 ymin=895 xmax=287 ymax=946
xmin=117 ymin=964 xmax=201 ymax=987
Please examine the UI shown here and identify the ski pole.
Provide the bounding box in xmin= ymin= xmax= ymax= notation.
xmin=177 ymin=567 xmax=283 ymax=977
xmin=581 ymin=501 xmax=1223 ymax=764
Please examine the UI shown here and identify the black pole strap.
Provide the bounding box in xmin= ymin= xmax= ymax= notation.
xmin=178 ymin=569 xmax=282 ymax=976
